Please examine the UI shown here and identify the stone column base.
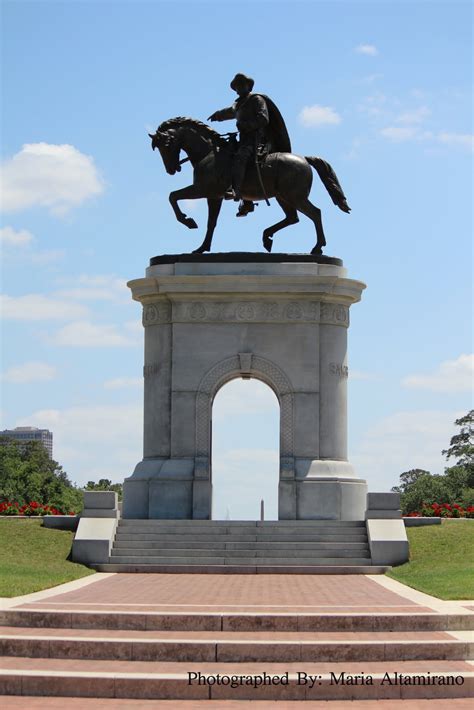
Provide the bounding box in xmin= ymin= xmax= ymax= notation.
xmin=122 ymin=458 xmax=194 ymax=519
xmin=294 ymin=459 xmax=367 ymax=520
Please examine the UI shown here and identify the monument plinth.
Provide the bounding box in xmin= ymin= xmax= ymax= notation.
xmin=123 ymin=253 xmax=367 ymax=521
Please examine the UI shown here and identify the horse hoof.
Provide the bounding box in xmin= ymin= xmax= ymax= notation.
xmin=185 ymin=218 xmax=198 ymax=229
xmin=192 ymin=246 xmax=209 ymax=254
xmin=311 ymin=247 xmax=323 ymax=256
xmin=263 ymin=236 xmax=273 ymax=253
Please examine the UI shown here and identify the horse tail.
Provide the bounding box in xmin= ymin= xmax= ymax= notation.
xmin=305 ymin=156 xmax=351 ymax=213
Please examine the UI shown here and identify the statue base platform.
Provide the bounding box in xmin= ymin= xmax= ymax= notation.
xmin=123 ymin=254 xmax=367 ymax=520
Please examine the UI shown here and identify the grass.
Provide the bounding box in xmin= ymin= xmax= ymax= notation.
xmin=387 ymin=519 xmax=474 ymax=600
xmin=0 ymin=518 xmax=95 ymax=597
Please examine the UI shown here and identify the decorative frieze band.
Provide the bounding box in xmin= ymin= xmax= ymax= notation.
xmin=142 ymin=300 xmax=349 ymax=327
xmin=142 ymin=302 xmax=171 ymax=326
xmin=320 ymin=303 xmax=349 ymax=326
xmin=173 ymin=301 xmax=320 ymax=324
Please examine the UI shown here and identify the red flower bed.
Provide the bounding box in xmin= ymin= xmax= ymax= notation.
xmin=407 ymin=502 xmax=474 ymax=519
xmin=0 ymin=501 xmax=76 ymax=516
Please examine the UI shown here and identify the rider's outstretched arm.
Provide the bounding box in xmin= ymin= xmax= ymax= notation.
xmin=208 ymin=106 xmax=236 ymax=122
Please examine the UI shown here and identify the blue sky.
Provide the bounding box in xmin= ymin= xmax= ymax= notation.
xmin=1 ymin=0 xmax=472 ymax=518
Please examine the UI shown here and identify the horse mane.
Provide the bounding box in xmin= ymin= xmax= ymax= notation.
xmin=158 ymin=116 xmax=225 ymax=144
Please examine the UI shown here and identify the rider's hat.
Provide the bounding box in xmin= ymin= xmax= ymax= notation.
xmin=230 ymin=73 xmax=255 ymax=91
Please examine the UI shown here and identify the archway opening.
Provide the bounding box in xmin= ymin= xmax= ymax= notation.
xmin=211 ymin=377 xmax=279 ymax=520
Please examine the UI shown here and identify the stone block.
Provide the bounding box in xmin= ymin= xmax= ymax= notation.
xmin=367 ymin=491 xmax=400 ymax=510
xmin=149 ymin=478 xmax=192 ymax=518
xmin=122 ymin=478 xmax=149 ymax=519
xmin=81 ymin=508 xmax=119 ymax=518
xmin=366 ymin=509 xmax=401 ymax=519
xmin=82 ymin=490 xmax=117 ymax=510
xmin=366 ymin=518 xmax=409 ymax=566
xmin=42 ymin=515 xmax=79 ymax=531
xmin=72 ymin=517 xmax=117 ymax=564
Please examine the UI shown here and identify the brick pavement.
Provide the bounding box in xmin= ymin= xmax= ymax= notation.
xmin=16 ymin=574 xmax=430 ymax=614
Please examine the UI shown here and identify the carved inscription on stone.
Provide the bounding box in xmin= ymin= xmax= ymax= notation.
xmin=329 ymin=363 xmax=349 ymax=378
xmin=143 ymin=364 xmax=160 ymax=377
xmin=142 ymin=302 xmax=171 ymax=326
xmin=174 ymin=301 xmax=321 ymax=323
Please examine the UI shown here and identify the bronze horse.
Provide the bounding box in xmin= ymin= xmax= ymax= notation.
xmin=149 ymin=117 xmax=350 ymax=254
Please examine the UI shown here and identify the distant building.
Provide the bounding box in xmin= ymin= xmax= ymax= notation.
xmin=0 ymin=427 xmax=53 ymax=459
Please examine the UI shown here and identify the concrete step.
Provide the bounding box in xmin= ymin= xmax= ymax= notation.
xmin=110 ymin=548 xmax=371 ymax=559
xmin=107 ymin=555 xmax=374 ymax=566
xmin=0 ymin=657 xmax=472 ymax=699
xmin=115 ymin=526 xmax=368 ymax=536
xmin=0 ymin=628 xmax=470 ymax=663
xmin=4 ymin=609 xmax=473 ymax=632
xmin=114 ymin=533 xmax=369 ymax=543
xmin=118 ymin=519 xmax=367 ymax=527
xmin=112 ymin=539 xmax=371 ymax=551
xmin=92 ymin=564 xmax=389 ymax=574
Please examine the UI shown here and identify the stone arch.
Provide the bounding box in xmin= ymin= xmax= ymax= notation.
xmin=195 ymin=354 xmax=294 ymax=472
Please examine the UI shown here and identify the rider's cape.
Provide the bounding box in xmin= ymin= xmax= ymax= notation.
xmin=255 ymin=94 xmax=292 ymax=153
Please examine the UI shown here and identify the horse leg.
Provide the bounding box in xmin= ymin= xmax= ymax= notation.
xmin=294 ymin=197 xmax=327 ymax=255
xmin=193 ymin=198 xmax=223 ymax=254
xmin=169 ymin=185 xmax=204 ymax=229
xmin=262 ymin=198 xmax=299 ymax=253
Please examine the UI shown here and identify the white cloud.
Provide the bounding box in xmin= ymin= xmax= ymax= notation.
xmin=0 ymin=226 xmax=33 ymax=246
xmin=351 ymin=409 xmax=461 ymax=490
xmin=298 ymin=105 xmax=342 ymax=127
xmin=380 ymin=126 xmax=418 ymax=142
xmin=2 ymin=361 xmax=56 ymax=384
xmin=437 ymin=132 xmax=473 ymax=151
xmin=355 ymin=44 xmax=378 ymax=56
xmin=55 ymin=274 xmax=128 ymax=302
xmin=1 ymin=294 xmax=88 ymax=320
xmin=1 ymin=143 xmax=103 ymax=215
xmin=402 ymin=354 xmax=473 ymax=393
xmin=104 ymin=377 xmax=143 ymax=389
xmin=213 ymin=378 xmax=278 ymax=416
xmin=17 ymin=404 xmax=142 ymax=485
xmin=396 ymin=107 xmax=431 ymax=124
xmin=50 ymin=320 xmax=138 ymax=347
xmin=0 ymin=226 xmax=65 ymax=264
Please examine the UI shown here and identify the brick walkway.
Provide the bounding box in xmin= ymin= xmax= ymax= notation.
xmin=1 ymin=697 xmax=473 ymax=708
xmin=16 ymin=574 xmax=432 ymax=614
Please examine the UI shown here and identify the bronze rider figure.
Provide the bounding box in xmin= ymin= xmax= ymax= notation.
xmin=208 ymin=73 xmax=291 ymax=217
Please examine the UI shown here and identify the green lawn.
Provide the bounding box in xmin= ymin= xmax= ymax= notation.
xmin=387 ymin=519 xmax=474 ymax=600
xmin=0 ymin=518 xmax=94 ymax=597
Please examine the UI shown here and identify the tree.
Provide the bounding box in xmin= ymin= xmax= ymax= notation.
xmin=392 ymin=469 xmax=431 ymax=494
xmin=0 ymin=438 xmax=83 ymax=512
xmin=442 ymin=410 xmax=474 ymax=467
xmin=391 ymin=411 xmax=474 ymax=514
xmin=85 ymin=478 xmax=123 ymax=500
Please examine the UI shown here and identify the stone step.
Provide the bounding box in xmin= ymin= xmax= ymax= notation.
xmin=4 ymin=610 xmax=473 ymax=632
xmin=107 ymin=555 xmax=374 ymax=566
xmin=118 ymin=520 xmax=367 ymax=527
xmin=115 ymin=526 xmax=368 ymax=536
xmin=114 ymin=533 xmax=369 ymax=543
xmin=0 ymin=657 xmax=472 ymax=699
xmin=110 ymin=548 xmax=372 ymax=559
xmin=93 ymin=564 xmax=388 ymax=574
xmin=112 ymin=540 xmax=371 ymax=551
xmin=0 ymin=628 xmax=470 ymax=663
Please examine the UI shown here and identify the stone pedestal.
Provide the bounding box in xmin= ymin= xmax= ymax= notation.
xmin=123 ymin=253 xmax=367 ymax=520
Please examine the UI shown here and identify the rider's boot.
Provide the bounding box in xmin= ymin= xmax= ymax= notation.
xmin=236 ymin=200 xmax=255 ymax=217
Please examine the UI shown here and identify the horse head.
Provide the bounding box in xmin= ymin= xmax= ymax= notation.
xmin=149 ymin=128 xmax=182 ymax=175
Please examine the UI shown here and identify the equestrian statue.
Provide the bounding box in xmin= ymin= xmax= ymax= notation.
xmin=149 ymin=73 xmax=350 ymax=255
